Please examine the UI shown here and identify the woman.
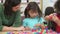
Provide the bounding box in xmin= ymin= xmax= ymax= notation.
xmin=0 ymin=0 xmax=24 ymax=31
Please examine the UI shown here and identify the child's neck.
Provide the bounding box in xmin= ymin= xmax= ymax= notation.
xmin=30 ymin=17 xmax=34 ymax=19
xmin=30 ymin=16 xmax=37 ymax=19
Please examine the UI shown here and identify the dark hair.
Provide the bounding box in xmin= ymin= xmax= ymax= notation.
xmin=45 ymin=7 xmax=54 ymax=16
xmin=45 ymin=7 xmax=55 ymax=31
xmin=24 ymin=2 xmax=42 ymax=18
xmin=44 ymin=7 xmax=56 ymax=31
xmin=54 ymin=0 xmax=60 ymax=14
xmin=4 ymin=0 xmax=21 ymax=16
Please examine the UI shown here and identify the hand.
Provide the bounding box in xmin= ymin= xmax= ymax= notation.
xmin=40 ymin=24 xmax=45 ymax=29
xmin=15 ymin=26 xmax=25 ymax=31
xmin=52 ymin=15 xmax=58 ymax=21
xmin=52 ymin=15 xmax=60 ymax=26
xmin=45 ymin=16 xmax=50 ymax=20
xmin=35 ymin=24 xmax=45 ymax=29
xmin=25 ymin=27 xmax=31 ymax=31
xmin=45 ymin=14 xmax=54 ymax=20
xmin=35 ymin=23 xmax=41 ymax=27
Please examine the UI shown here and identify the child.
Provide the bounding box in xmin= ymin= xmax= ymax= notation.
xmin=23 ymin=2 xmax=45 ymax=30
xmin=45 ymin=0 xmax=60 ymax=33
xmin=44 ymin=7 xmax=55 ymax=30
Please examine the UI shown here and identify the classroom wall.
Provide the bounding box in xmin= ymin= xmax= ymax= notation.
xmin=0 ymin=0 xmax=57 ymax=16
xmin=42 ymin=0 xmax=57 ymax=14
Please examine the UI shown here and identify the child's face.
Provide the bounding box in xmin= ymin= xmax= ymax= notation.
xmin=28 ymin=10 xmax=38 ymax=18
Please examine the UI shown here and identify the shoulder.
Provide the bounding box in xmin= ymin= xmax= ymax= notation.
xmin=15 ymin=11 xmax=21 ymax=17
xmin=16 ymin=10 xmax=20 ymax=14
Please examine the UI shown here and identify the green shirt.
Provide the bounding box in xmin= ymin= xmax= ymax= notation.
xmin=0 ymin=4 xmax=22 ymax=31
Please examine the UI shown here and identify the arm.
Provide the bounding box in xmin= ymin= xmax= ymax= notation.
xmin=23 ymin=19 xmax=31 ymax=31
xmin=12 ymin=11 xmax=22 ymax=27
xmin=0 ymin=16 xmax=4 ymax=31
xmin=2 ymin=26 xmax=25 ymax=31
xmin=2 ymin=11 xmax=25 ymax=31
xmin=39 ymin=18 xmax=45 ymax=29
xmin=35 ymin=17 xmax=45 ymax=29
xmin=52 ymin=15 xmax=60 ymax=26
xmin=0 ymin=16 xmax=17 ymax=31
xmin=0 ymin=4 xmax=24 ymax=31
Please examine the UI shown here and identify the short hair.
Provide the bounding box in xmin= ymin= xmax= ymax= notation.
xmin=45 ymin=7 xmax=54 ymax=16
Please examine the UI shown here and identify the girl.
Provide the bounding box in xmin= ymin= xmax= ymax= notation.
xmin=45 ymin=0 xmax=60 ymax=33
xmin=23 ymin=2 xmax=45 ymax=30
xmin=0 ymin=0 xmax=25 ymax=31
xmin=44 ymin=7 xmax=55 ymax=29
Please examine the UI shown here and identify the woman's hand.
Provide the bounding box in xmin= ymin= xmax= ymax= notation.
xmin=25 ymin=27 xmax=31 ymax=31
xmin=14 ymin=26 xmax=25 ymax=31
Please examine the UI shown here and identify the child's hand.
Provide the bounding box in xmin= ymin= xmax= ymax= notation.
xmin=35 ymin=24 xmax=45 ymax=29
xmin=45 ymin=16 xmax=50 ymax=20
xmin=40 ymin=24 xmax=45 ymax=29
xmin=35 ymin=23 xmax=41 ymax=27
xmin=45 ymin=14 xmax=53 ymax=20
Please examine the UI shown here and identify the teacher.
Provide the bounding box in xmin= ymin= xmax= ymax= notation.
xmin=0 ymin=0 xmax=24 ymax=31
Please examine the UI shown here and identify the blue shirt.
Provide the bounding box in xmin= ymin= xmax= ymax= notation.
xmin=23 ymin=17 xmax=45 ymax=29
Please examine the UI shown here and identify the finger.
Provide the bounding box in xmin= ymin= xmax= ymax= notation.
xmin=49 ymin=14 xmax=54 ymax=16
xmin=53 ymin=15 xmax=58 ymax=19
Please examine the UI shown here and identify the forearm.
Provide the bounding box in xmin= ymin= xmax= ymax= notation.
xmin=55 ymin=20 xmax=60 ymax=26
xmin=2 ymin=26 xmax=16 ymax=31
xmin=2 ymin=26 xmax=25 ymax=31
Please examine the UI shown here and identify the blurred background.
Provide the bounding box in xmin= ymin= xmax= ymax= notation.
xmin=0 ymin=0 xmax=57 ymax=16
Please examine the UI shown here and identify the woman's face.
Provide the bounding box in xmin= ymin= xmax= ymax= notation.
xmin=28 ymin=10 xmax=38 ymax=18
xmin=12 ymin=4 xmax=20 ymax=12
